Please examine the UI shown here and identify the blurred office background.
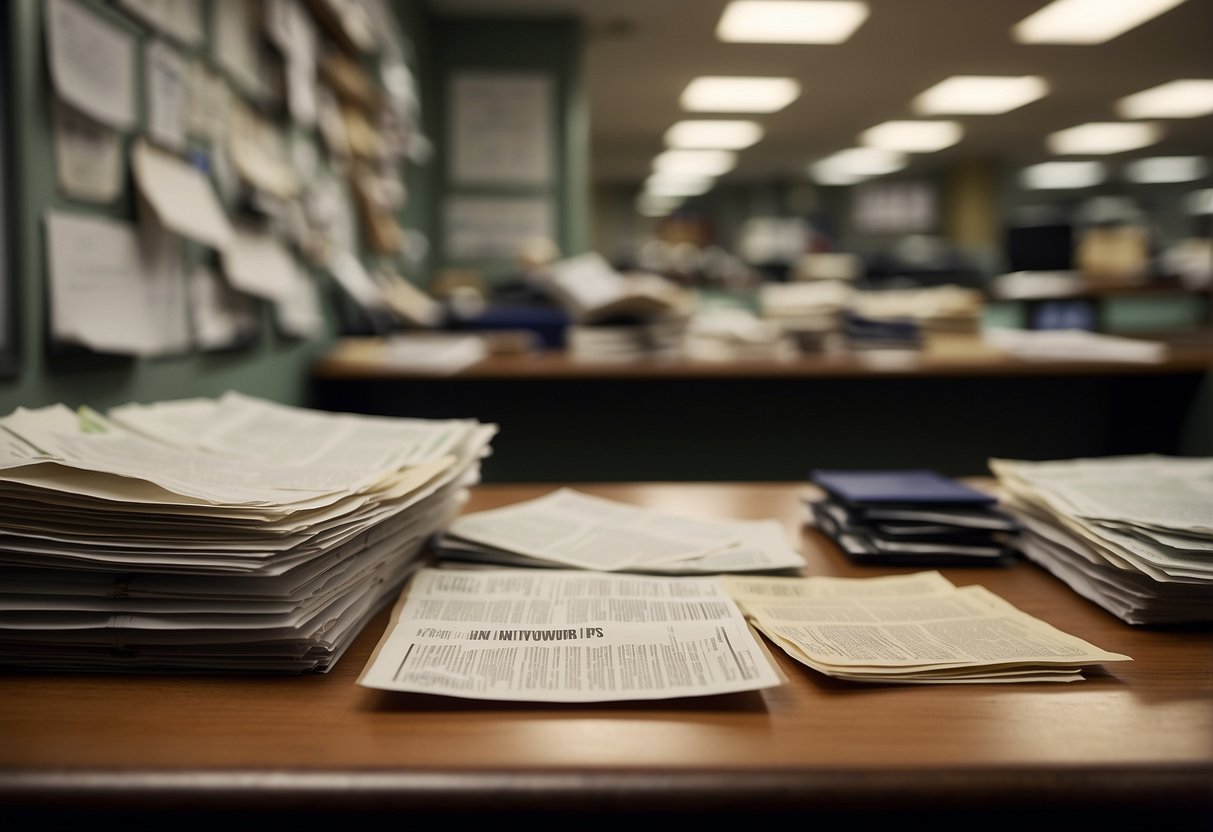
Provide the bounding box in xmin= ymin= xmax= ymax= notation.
xmin=2 ymin=0 xmax=1211 ymax=470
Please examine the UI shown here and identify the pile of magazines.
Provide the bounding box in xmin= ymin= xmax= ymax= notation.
xmin=0 ymin=392 xmax=496 ymax=672
xmin=989 ymin=454 xmax=1213 ymax=625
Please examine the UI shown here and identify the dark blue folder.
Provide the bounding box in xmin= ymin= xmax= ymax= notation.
xmin=810 ymin=469 xmax=997 ymax=507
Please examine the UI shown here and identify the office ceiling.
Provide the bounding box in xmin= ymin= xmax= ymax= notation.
xmin=425 ymin=0 xmax=1213 ymax=188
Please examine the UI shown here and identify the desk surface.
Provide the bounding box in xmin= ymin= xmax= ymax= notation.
xmin=311 ymin=331 xmax=1213 ymax=380
xmin=2 ymin=483 xmax=1211 ymax=826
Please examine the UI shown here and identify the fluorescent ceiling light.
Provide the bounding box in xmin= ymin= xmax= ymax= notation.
xmin=1117 ymin=79 xmax=1213 ymax=118
xmin=716 ymin=0 xmax=869 ymax=44
xmin=652 ymin=149 xmax=737 ymax=177
xmin=1020 ymin=161 xmax=1106 ymax=189
xmin=665 ymin=120 xmax=764 ymax=150
xmin=681 ymin=76 xmax=801 ymax=113
xmin=1125 ymin=156 xmax=1208 ymax=183
xmin=810 ymin=147 xmax=906 ymax=184
xmin=1047 ymin=122 xmax=1163 ymax=154
xmin=859 ymin=120 xmax=963 ymax=153
xmin=644 ymin=174 xmax=717 ymax=197
xmin=1012 ymin=0 xmax=1188 ymax=44
xmin=913 ymin=75 xmax=1048 ymax=115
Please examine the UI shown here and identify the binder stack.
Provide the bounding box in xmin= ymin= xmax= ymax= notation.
xmin=0 ymin=393 xmax=497 ymax=673
xmin=807 ymin=468 xmax=1019 ymax=565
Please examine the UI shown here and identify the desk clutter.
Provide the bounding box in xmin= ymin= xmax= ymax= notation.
xmin=0 ymin=393 xmax=496 ymax=672
xmin=990 ymin=455 xmax=1213 ymax=626
xmin=807 ymin=468 xmax=1020 ymax=566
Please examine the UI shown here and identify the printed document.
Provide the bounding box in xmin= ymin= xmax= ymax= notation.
xmin=360 ymin=567 xmax=784 ymax=702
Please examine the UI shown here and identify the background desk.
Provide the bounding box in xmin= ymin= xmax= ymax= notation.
xmin=2 ymin=482 xmax=1210 ymax=829
xmin=310 ymin=334 xmax=1213 ymax=482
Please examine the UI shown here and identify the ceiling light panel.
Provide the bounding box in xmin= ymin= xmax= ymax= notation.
xmin=716 ymin=0 xmax=870 ymax=44
xmin=860 ymin=120 xmax=963 ymax=152
xmin=1125 ymin=156 xmax=1208 ymax=183
xmin=913 ymin=76 xmax=1049 ymax=115
xmin=810 ymin=147 xmax=906 ymax=184
xmin=1012 ymin=0 xmax=1188 ymax=44
xmin=652 ymin=149 xmax=737 ymax=177
xmin=680 ymin=76 xmax=801 ymax=113
xmin=1020 ymin=161 xmax=1106 ymax=189
xmin=665 ymin=120 xmax=765 ymax=150
xmin=1117 ymin=79 xmax=1213 ymax=118
xmin=644 ymin=175 xmax=716 ymax=197
xmin=1047 ymin=122 xmax=1163 ymax=154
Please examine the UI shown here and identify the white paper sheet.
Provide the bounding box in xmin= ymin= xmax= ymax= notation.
xmin=444 ymin=196 xmax=553 ymax=259
xmin=145 ymin=39 xmax=189 ymax=151
xmin=44 ymin=211 xmax=190 ymax=356
xmin=188 ymin=266 xmax=258 ymax=351
xmin=450 ymin=72 xmax=553 ymax=185
xmin=132 ymin=138 xmax=233 ymax=249
xmin=185 ymin=60 xmax=229 ymax=143
xmin=220 ymin=224 xmax=324 ymax=339
xmin=45 ymin=0 xmax=136 ymax=130
xmin=212 ymin=0 xmax=262 ymax=97
xmin=117 ymin=0 xmax=204 ymax=46
xmin=52 ymin=100 xmax=124 ymax=203
xmin=359 ymin=567 xmax=784 ymax=702
xmin=266 ymin=0 xmax=318 ymax=127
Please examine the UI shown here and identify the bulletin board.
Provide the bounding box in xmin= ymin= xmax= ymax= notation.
xmin=36 ymin=0 xmax=431 ymax=358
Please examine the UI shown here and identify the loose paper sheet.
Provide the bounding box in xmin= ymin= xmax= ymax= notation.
xmin=52 ymin=100 xmax=124 ymax=203
xmin=45 ymin=0 xmax=136 ymax=130
xmin=44 ymin=211 xmax=189 ymax=356
xmin=132 ymin=138 xmax=233 ymax=249
xmin=359 ymin=567 xmax=784 ymax=702
xmin=188 ymin=266 xmax=258 ymax=351
xmin=145 ymin=39 xmax=189 ymax=151
xmin=212 ymin=0 xmax=262 ymax=97
xmin=116 ymin=0 xmax=204 ymax=46
xmin=444 ymin=196 xmax=553 ymax=260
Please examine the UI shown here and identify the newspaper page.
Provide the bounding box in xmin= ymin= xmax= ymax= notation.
xmin=359 ymin=567 xmax=785 ymax=702
xmin=722 ymin=573 xmax=1130 ymax=684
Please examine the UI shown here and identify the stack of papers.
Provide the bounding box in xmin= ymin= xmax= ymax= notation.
xmin=807 ymin=469 xmax=1019 ymax=565
xmin=983 ymin=328 xmax=1168 ymax=364
xmin=358 ymin=566 xmax=784 ymax=702
xmin=989 ymin=455 xmax=1213 ymax=625
xmin=723 ymin=571 xmax=1131 ymax=684
xmin=567 ymin=318 xmax=689 ymax=362
xmin=0 ymin=392 xmax=497 ymax=672
xmin=435 ymin=488 xmax=806 ymax=575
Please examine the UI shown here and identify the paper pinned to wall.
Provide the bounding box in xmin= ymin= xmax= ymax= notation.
xmin=116 ymin=0 xmax=204 ymax=46
xmin=45 ymin=0 xmax=137 ymax=131
xmin=212 ymin=0 xmax=263 ymax=98
xmin=444 ymin=195 xmax=554 ymax=260
xmin=188 ymin=265 xmax=258 ymax=351
xmin=145 ymin=39 xmax=190 ymax=151
xmin=132 ymin=138 xmax=234 ymax=250
xmin=52 ymin=100 xmax=124 ymax=203
xmin=220 ymin=223 xmax=324 ymax=340
xmin=449 ymin=72 xmax=553 ymax=186
xmin=45 ymin=211 xmax=190 ymax=356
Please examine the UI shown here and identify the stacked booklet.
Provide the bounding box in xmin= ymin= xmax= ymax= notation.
xmin=0 ymin=392 xmax=497 ymax=673
xmin=989 ymin=454 xmax=1213 ymax=625
xmin=435 ymin=487 xmax=806 ymax=575
xmin=807 ymin=469 xmax=1019 ymax=565
xmin=722 ymin=570 xmax=1131 ymax=684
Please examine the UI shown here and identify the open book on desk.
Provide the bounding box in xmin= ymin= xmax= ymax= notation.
xmin=540 ymin=251 xmax=695 ymax=325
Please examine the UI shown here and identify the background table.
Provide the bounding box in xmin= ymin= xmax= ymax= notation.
xmin=2 ymin=482 xmax=1211 ymax=829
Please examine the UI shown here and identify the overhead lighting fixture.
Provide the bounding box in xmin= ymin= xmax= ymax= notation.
xmin=680 ymin=76 xmax=801 ymax=113
xmin=652 ymin=149 xmax=737 ymax=177
xmin=1117 ymin=79 xmax=1213 ymax=118
xmin=1047 ymin=122 xmax=1163 ymax=154
xmin=716 ymin=0 xmax=869 ymax=44
xmin=810 ymin=147 xmax=906 ymax=185
xmin=1125 ymin=156 xmax=1209 ymax=183
xmin=1012 ymin=0 xmax=1188 ymax=44
xmin=644 ymin=174 xmax=717 ymax=198
xmin=1020 ymin=161 xmax=1106 ymax=189
xmin=859 ymin=120 xmax=963 ymax=153
xmin=913 ymin=75 xmax=1048 ymax=115
xmin=665 ymin=120 xmax=764 ymax=150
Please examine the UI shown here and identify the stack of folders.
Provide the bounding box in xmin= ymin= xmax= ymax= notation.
xmin=0 ymin=392 xmax=497 ymax=673
xmin=808 ymin=469 xmax=1019 ymax=565
xmin=435 ymin=487 xmax=806 ymax=575
xmin=989 ymin=455 xmax=1213 ymax=625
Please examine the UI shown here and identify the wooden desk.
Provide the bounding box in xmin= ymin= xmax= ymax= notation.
xmin=310 ymin=333 xmax=1213 ymax=482
xmin=3 ymin=483 xmax=1211 ymax=829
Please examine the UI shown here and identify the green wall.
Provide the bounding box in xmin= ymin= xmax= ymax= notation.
xmin=0 ymin=0 xmax=434 ymax=416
